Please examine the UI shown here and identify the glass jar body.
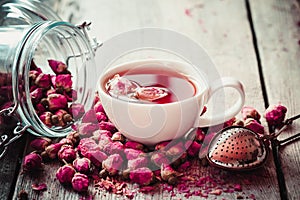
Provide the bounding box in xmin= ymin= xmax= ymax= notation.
xmin=0 ymin=21 xmax=96 ymax=137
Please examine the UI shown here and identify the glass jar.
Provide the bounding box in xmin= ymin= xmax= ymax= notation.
xmin=0 ymin=0 xmax=98 ymax=155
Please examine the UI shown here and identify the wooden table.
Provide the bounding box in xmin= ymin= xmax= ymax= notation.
xmin=1 ymin=0 xmax=300 ymax=199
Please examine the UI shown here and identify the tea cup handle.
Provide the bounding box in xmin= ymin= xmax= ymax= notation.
xmin=197 ymin=77 xmax=245 ymax=127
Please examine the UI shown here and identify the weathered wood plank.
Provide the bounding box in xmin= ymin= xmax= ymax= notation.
xmin=12 ymin=0 xmax=280 ymax=199
xmin=249 ymin=0 xmax=300 ymax=199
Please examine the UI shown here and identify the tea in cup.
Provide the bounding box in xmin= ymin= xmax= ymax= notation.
xmin=98 ymin=59 xmax=245 ymax=145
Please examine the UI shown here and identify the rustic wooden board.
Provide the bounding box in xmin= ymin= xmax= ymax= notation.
xmin=12 ymin=0 xmax=281 ymax=199
xmin=249 ymin=0 xmax=300 ymax=199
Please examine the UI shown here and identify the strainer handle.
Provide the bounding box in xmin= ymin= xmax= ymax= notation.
xmin=196 ymin=77 xmax=245 ymax=127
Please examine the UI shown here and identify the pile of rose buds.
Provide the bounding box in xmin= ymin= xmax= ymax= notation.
xmin=29 ymin=59 xmax=85 ymax=128
xmin=22 ymin=98 xmax=288 ymax=198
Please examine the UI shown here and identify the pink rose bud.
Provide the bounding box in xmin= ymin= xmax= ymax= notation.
xmin=127 ymin=156 xmax=149 ymax=170
xmin=78 ymin=123 xmax=99 ymax=137
xmin=39 ymin=112 xmax=53 ymax=127
xmin=73 ymin=157 xmax=91 ymax=174
xmin=69 ymin=103 xmax=85 ymax=120
xmin=161 ymin=164 xmax=180 ymax=185
xmin=66 ymin=131 xmax=80 ymax=145
xmin=129 ymin=167 xmax=154 ymax=186
xmin=77 ymin=138 xmax=100 ymax=157
xmin=48 ymin=59 xmax=69 ymax=74
xmin=195 ymin=128 xmax=205 ymax=143
xmin=47 ymin=93 xmax=67 ymax=111
xmin=59 ymin=138 xmax=74 ymax=147
xmin=92 ymin=129 xmax=112 ymax=141
xmin=103 ymin=141 xmax=124 ymax=155
xmin=111 ymin=132 xmax=126 ymax=143
xmin=96 ymin=112 xmax=107 ymax=122
xmin=99 ymin=121 xmax=117 ymax=133
xmin=151 ymin=152 xmax=170 ymax=167
xmin=223 ymin=117 xmax=236 ymax=128
xmin=23 ymin=152 xmax=43 ymax=172
xmin=81 ymin=109 xmax=98 ymax=123
xmin=124 ymin=148 xmax=144 ymax=160
xmin=166 ymin=142 xmax=184 ymax=157
xmin=56 ymin=164 xmax=76 ymax=184
xmin=93 ymin=101 xmax=105 ymax=113
xmin=52 ymin=109 xmax=68 ymax=127
xmin=125 ymin=141 xmax=144 ymax=151
xmin=155 ymin=141 xmax=170 ymax=151
xmin=35 ymin=73 xmax=51 ymax=89
xmin=35 ymin=103 xmax=46 ymax=115
xmin=84 ymin=150 xmax=107 ymax=167
xmin=264 ymin=104 xmax=287 ymax=127
xmin=102 ymin=154 xmax=124 ymax=176
xmin=244 ymin=118 xmax=265 ymax=135
xmin=30 ymin=88 xmax=44 ymax=104
xmin=58 ymin=145 xmax=76 ymax=163
xmin=46 ymin=89 xmax=56 ymax=96
xmin=55 ymin=74 xmax=72 ymax=92
xmin=64 ymin=89 xmax=78 ymax=102
xmin=241 ymin=106 xmax=261 ymax=121
xmin=45 ymin=143 xmax=63 ymax=159
xmin=72 ymin=173 xmax=89 ymax=192
xmin=187 ymin=141 xmax=201 ymax=157
xmin=29 ymin=70 xmax=41 ymax=83
xmin=30 ymin=137 xmax=51 ymax=152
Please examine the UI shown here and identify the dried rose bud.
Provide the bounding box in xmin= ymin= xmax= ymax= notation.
xmin=187 ymin=141 xmax=201 ymax=157
xmin=92 ymin=129 xmax=112 ymax=141
xmin=223 ymin=117 xmax=236 ymax=128
xmin=244 ymin=118 xmax=265 ymax=135
xmin=35 ymin=73 xmax=51 ymax=89
xmin=55 ymin=74 xmax=72 ymax=92
xmin=165 ymin=142 xmax=184 ymax=157
xmin=124 ymin=148 xmax=144 ymax=160
xmin=30 ymin=88 xmax=44 ymax=104
xmin=99 ymin=121 xmax=117 ymax=133
xmin=30 ymin=137 xmax=51 ymax=152
xmin=58 ymin=145 xmax=76 ymax=163
xmin=35 ymin=103 xmax=46 ymax=115
xmin=73 ymin=157 xmax=91 ymax=174
xmin=29 ymin=70 xmax=41 ymax=83
xmin=56 ymin=164 xmax=76 ymax=184
xmin=85 ymin=150 xmax=108 ymax=167
xmin=23 ymin=152 xmax=43 ymax=172
xmin=102 ymin=154 xmax=124 ymax=176
xmin=195 ymin=128 xmax=205 ymax=143
xmin=151 ymin=152 xmax=170 ymax=167
xmin=93 ymin=101 xmax=105 ymax=113
xmin=81 ymin=109 xmax=98 ymax=123
xmin=31 ymin=183 xmax=47 ymax=191
xmin=264 ymin=104 xmax=287 ymax=127
xmin=39 ymin=112 xmax=53 ymax=127
xmin=111 ymin=132 xmax=126 ymax=143
xmin=52 ymin=109 xmax=67 ymax=127
xmin=103 ymin=141 xmax=124 ymax=155
xmin=48 ymin=59 xmax=69 ymax=74
xmin=78 ymin=123 xmax=99 ymax=137
xmin=72 ymin=173 xmax=89 ymax=192
xmin=127 ymin=156 xmax=149 ymax=170
xmin=64 ymin=89 xmax=78 ymax=102
xmin=129 ymin=167 xmax=154 ymax=186
xmin=241 ymin=106 xmax=261 ymax=121
xmin=96 ymin=112 xmax=107 ymax=122
xmin=233 ymin=119 xmax=244 ymax=126
xmin=66 ymin=131 xmax=80 ymax=145
xmin=155 ymin=141 xmax=170 ymax=151
xmin=47 ymin=93 xmax=67 ymax=111
xmin=125 ymin=141 xmax=144 ymax=151
xmin=161 ymin=164 xmax=180 ymax=185
xmin=77 ymin=138 xmax=100 ymax=157
xmin=59 ymin=138 xmax=74 ymax=147
xmin=45 ymin=143 xmax=63 ymax=159
xmin=69 ymin=103 xmax=85 ymax=120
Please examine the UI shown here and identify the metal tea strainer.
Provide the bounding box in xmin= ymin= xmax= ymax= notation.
xmin=206 ymin=114 xmax=300 ymax=171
